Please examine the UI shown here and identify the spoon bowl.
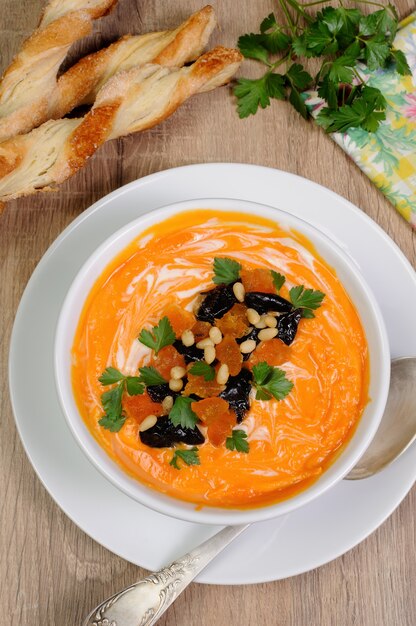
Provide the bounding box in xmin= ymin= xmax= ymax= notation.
xmin=346 ymin=357 xmax=416 ymax=479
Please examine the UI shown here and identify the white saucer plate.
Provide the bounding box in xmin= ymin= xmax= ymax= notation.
xmin=9 ymin=163 xmax=416 ymax=584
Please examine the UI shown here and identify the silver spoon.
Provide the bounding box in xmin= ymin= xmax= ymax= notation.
xmin=84 ymin=356 xmax=416 ymax=626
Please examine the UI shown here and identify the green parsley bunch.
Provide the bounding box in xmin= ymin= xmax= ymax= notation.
xmin=235 ymin=1 xmax=411 ymax=133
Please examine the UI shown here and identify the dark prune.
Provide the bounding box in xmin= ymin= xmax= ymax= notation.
xmin=220 ymin=367 xmax=253 ymax=423
xmin=277 ymin=309 xmax=302 ymax=345
xmin=236 ymin=327 xmax=261 ymax=361
xmin=196 ymin=284 xmax=237 ymax=323
xmin=245 ymin=292 xmax=293 ymax=314
xmin=139 ymin=416 xmax=204 ymax=448
xmin=147 ymin=384 xmax=179 ymax=403
xmin=173 ymin=339 xmax=204 ymax=363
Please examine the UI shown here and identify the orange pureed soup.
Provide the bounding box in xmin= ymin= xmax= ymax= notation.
xmin=72 ymin=210 xmax=369 ymax=508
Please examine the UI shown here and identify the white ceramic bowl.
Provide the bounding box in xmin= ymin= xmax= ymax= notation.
xmin=54 ymin=198 xmax=390 ymax=525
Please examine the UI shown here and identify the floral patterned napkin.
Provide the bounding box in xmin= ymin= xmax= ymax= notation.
xmin=304 ymin=14 xmax=416 ymax=228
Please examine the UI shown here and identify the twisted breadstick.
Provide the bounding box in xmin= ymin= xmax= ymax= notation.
xmin=52 ymin=6 xmax=216 ymax=119
xmin=0 ymin=47 xmax=242 ymax=203
xmin=0 ymin=0 xmax=117 ymax=142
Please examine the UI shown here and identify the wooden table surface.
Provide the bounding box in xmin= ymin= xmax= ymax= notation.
xmin=1 ymin=0 xmax=415 ymax=624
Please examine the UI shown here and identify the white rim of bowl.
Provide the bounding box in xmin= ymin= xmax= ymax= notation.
xmin=54 ymin=198 xmax=390 ymax=526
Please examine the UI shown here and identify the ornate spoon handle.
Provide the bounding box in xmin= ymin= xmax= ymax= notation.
xmin=84 ymin=524 xmax=249 ymax=626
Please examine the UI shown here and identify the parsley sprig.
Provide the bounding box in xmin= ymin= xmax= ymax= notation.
xmin=138 ymin=366 xmax=167 ymax=386
xmin=170 ymin=447 xmax=200 ymax=469
xmin=138 ymin=316 xmax=175 ymax=355
xmin=252 ymin=362 xmax=294 ymax=401
xmin=169 ymin=396 xmax=199 ymax=429
xmin=213 ymin=257 xmax=242 ymax=285
xmin=289 ymin=285 xmax=325 ymax=317
xmin=271 ymin=270 xmax=286 ymax=291
xmin=98 ymin=367 xmax=144 ymax=432
xmin=189 ymin=361 xmax=216 ymax=381
xmin=226 ymin=429 xmax=250 ymax=453
xmin=235 ymin=2 xmax=410 ymax=133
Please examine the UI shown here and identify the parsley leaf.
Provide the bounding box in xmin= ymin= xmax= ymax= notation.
xmin=98 ymin=367 xmax=126 ymax=385
xmin=213 ymin=257 xmax=242 ymax=285
xmin=98 ymin=413 xmax=126 ymax=432
xmin=99 ymin=384 xmax=125 ymax=432
xmin=169 ymin=396 xmax=199 ymax=429
xmin=238 ymin=33 xmax=270 ymax=64
xmin=234 ymin=77 xmax=270 ymax=118
xmin=289 ymin=85 xmax=308 ymax=119
xmin=138 ymin=366 xmax=167 ymax=386
xmin=98 ymin=366 xmax=145 ymax=432
xmin=260 ymin=13 xmax=292 ymax=53
xmin=285 ymin=63 xmax=313 ymax=90
xmin=252 ymin=362 xmax=293 ymax=401
xmin=289 ymin=285 xmax=325 ymax=316
xmin=138 ymin=316 xmax=176 ymax=355
xmin=317 ymin=7 xmax=345 ymax=36
xmin=226 ymin=430 xmax=249 ymax=453
xmin=125 ymin=377 xmax=145 ymax=395
xmin=317 ymin=86 xmax=386 ymax=133
xmin=170 ymin=447 xmax=200 ymax=470
xmin=234 ymin=73 xmax=286 ymax=118
xmin=363 ymin=37 xmax=390 ymax=71
xmin=189 ymin=362 xmax=215 ymax=381
xmin=391 ymin=49 xmax=411 ymax=76
xmin=359 ymin=9 xmax=396 ymax=42
xmin=327 ymin=53 xmax=356 ymax=83
xmin=266 ymin=73 xmax=286 ymax=100
xmin=297 ymin=21 xmax=338 ymax=57
xmin=270 ymin=270 xmax=286 ymax=291
xmin=285 ymin=64 xmax=312 ymax=119
xmin=317 ymin=74 xmax=339 ymax=110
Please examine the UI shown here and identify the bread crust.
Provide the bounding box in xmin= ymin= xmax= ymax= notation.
xmin=0 ymin=5 xmax=216 ymax=143
xmin=0 ymin=47 xmax=242 ymax=203
xmin=0 ymin=0 xmax=117 ymax=142
xmin=52 ymin=6 xmax=216 ymax=118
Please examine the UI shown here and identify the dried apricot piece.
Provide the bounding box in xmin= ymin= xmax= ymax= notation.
xmin=153 ymin=345 xmax=186 ymax=379
xmin=193 ymin=398 xmax=236 ymax=446
xmin=216 ymin=334 xmax=243 ymax=376
xmin=240 ymin=268 xmax=275 ymax=293
xmin=124 ymin=394 xmax=163 ymax=424
xmin=191 ymin=320 xmax=211 ymax=342
xmin=216 ymin=303 xmax=249 ymax=339
xmin=207 ymin=411 xmax=236 ymax=447
xmin=184 ymin=373 xmax=225 ymax=398
xmin=248 ymin=338 xmax=292 ymax=368
xmin=193 ymin=397 xmax=229 ymax=421
xmin=165 ymin=303 xmax=195 ymax=337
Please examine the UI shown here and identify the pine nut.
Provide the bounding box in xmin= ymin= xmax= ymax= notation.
xmin=196 ymin=337 xmax=214 ymax=349
xmin=209 ymin=326 xmax=222 ymax=344
xmin=170 ymin=366 xmax=186 ymax=380
xmin=258 ymin=327 xmax=278 ymax=341
xmin=240 ymin=339 xmax=257 ymax=354
xmin=233 ymin=281 xmax=245 ymax=302
xmin=162 ymin=395 xmax=174 ymax=413
xmin=139 ymin=415 xmax=157 ymax=432
xmin=264 ymin=315 xmax=277 ymax=328
xmin=216 ymin=363 xmax=230 ymax=385
xmin=181 ymin=329 xmax=195 ymax=347
xmin=169 ymin=378 xmax=183 ymax=392
xmin=246 ymin=308 xmax=260 ymax=325
xmin=254 ymin=317 xmax=267 ymax=329
xmin=204 ymin=345 xmax=216 ymax=364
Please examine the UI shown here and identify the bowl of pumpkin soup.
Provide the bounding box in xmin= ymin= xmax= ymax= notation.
xmin=54 ymin=199 xmax=390 ymax=525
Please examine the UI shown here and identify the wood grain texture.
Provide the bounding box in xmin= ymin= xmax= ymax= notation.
xmin=0 ymin=1 xmax=415 ymax=624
